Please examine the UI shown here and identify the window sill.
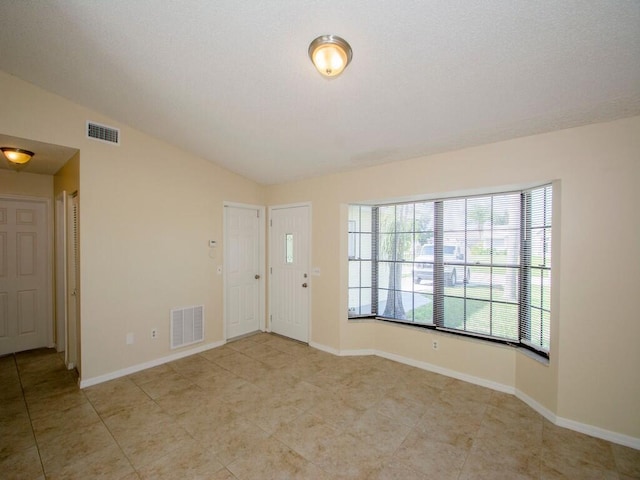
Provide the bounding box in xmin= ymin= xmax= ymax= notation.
xmin=517 ymin=346 xmax=550 ymax=366
xmin=347 ymin=315 xmax=550 ymax=362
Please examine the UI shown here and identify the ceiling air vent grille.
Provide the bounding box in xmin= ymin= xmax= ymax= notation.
xmin=87 ymin=121 xmax=120 ymax=145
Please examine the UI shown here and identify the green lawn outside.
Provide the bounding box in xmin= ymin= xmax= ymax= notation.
xmin=407 ymin=282 xmax=549 ymax=349
xmin=397 ymin=260 xmax=551 ymax=350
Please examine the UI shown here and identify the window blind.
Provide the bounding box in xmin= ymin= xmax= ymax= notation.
xmin=520 ymin=185 xmax=552 ymax=352
xmin=347 ymin=183 xmax=552 ymax=357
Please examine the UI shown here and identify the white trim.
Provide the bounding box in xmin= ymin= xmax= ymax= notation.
xmin=514 ymin=388 xmax=557 ymax=424
xmin=46 ymin=183 xmax=56 ymax=355
xmin=78 ymin=340 xmax=225 ymax=388
xmin=554 ymin=416 xmax=640 ymax=450
xmin=309 ymin=341 xmax=513 ymax=393
xmin=309 ymin=342 xmax=376 ymax=357
xmin=339 ymin=348 xmax=376 ymax=357
xmin=268 ymin=201 xmax=313 ymax=210
xmin=307 ymin=204 xmax=312 ymax=344
xmin=309 ymin=341 xmax=340 ymax=355
xmin=375 ymin=349 xmax=515 ymax=394
xmin=308 ymin=341 xmax=640 ymax=449
xmin=516 ymin=388 xmax=640 ymax=449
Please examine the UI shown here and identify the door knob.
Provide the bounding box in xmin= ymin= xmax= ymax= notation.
xmin=302 ymin=283 xmax=308 ymax=288
xmin=255 ymin=274 xmax=261 ymax=279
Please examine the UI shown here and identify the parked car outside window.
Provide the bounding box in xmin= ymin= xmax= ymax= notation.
xmin=413 ymin=244 xmax=471 ymax=286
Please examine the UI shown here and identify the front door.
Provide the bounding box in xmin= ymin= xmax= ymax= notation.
xmin=269 ymin=205 xmax=310 ymax=343
xmin=224 ymin=204 xmax=263 ymax=339
xmin=0 ymin=197 xmax=50 ymax=355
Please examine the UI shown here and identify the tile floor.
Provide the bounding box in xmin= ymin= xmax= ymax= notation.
xmin=1 ymin=332 xmax=639 ymax=479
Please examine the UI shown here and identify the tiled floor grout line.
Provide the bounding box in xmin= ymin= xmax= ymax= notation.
xmin=14 ymin=353 xmax=48 ymax=480
xmin=143 ymin=374 xmax=231 ymax=476
xmin=454 ymin=411 xmax=483 ymax=480
xmin=86 ymin=390 xmax=142 ymax=480
xmin=191 ymin=345 xmax=335 ymax=477
xmin=6 ymin=336 xmax=639 ymax=479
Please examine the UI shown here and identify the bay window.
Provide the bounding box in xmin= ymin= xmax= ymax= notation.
xmin=348 ymin=184 xmax=552 ymax=357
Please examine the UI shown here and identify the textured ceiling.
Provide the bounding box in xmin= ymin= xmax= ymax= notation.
xmin=1 ymin=1 xmax=639 ymax=185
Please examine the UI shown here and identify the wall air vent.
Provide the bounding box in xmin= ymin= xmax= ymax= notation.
xmin=86 ymin=121 xmax=120 ymax=145
xmin=170 ymin=305 xmax=204 ymax=349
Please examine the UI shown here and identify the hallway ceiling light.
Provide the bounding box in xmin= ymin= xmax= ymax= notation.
xmin=2 ymin=147 xmax=34 ymax=169
xmin=308 ymin=35 xmax=352 ymax=78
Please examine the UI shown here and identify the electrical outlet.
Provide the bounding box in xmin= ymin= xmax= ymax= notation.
xmin=126 ymin=332 xmax=134 ymax=345
xmin=432 ymin=340 xmax=439 ymax=350
xmin=151 ymin=329 xmax=158 ymax=339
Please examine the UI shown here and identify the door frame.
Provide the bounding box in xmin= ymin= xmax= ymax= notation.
xmin=0 ymin=194 xmax=54 ymax=350
xmin=268 ymin=202 xmax=312 ymax=341
xmin=223 ymin=201 xmax=266 ymax=340
xmin=54 ymin=191 xmax=67 ymax=352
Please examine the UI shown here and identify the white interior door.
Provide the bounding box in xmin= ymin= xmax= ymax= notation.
xmin=0 ymin=197 xmax=50 ymax=355
xmin=269 ymin=205 xmax=310 ymax=343
xmin=55 ymin=192 xmax=67 ymax=352
xmin=66 ymin=193 xmax=80 ymax=371
xmin=224 ymin=204 xmax=263 ymax=339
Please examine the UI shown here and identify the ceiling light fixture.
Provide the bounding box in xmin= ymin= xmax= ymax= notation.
xmin=2 ymin=147 xmax=34 ymax=169
xmin=308 ymin=35 xmax=352 ymax=78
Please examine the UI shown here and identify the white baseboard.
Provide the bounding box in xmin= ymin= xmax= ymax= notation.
xmin=309 ymin=342 xmax=375 ymax=357
xmin=309 ymin=341 xmax=513 ymax=394
xmin=515 ymin=388 xmax=640 ymax=449
xmin=514 ymin=388 xmax=557 ymax=424
xmin=309 ymin=341 xmax=640 ymax=450
xmin=79 ymin=340 xmax=226 ymax=389
xmin=340 ymin=348 xmax=376 ymax=357
xmin=308 ymin=341 xmax=340 ymax=356
xmin=374 ymin=349 xmax=515 ymax=394
xmin=78 ymin=338 xmax=640 ymax=450
xmin=555 ymin=415 xmax=640 ymax=450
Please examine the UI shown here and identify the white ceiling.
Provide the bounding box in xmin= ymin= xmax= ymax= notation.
xmin=1 ymin=1 xmax=639 ymax=185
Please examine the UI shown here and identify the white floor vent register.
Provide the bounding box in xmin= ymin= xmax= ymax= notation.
xmin=170 ymin=305 xmax=204 ymax=349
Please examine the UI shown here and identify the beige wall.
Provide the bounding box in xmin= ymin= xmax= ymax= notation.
xmin=54 ymin=151 xmax=80 ymax=196
xmin=0 ymin=170 xmax=53 ymax=198
xmin=267 ymin=116 xmax=640 ymax=439
xmin=1 ymin=70 xmax=638 ymax=441
xmin=0 ymin=72 xmax=265 ymax=381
